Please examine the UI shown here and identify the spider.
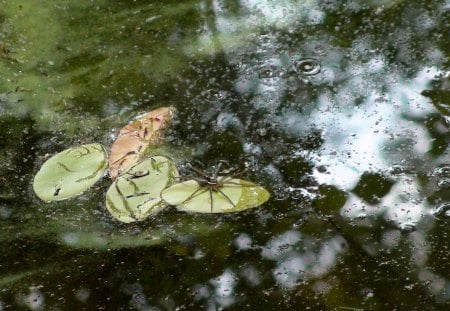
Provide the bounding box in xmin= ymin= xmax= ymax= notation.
xmin=175 ymin=160 xmax=246 ymax=212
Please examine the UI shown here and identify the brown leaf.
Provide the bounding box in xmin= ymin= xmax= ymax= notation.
xmin=108 ymin=106 xmax=175 ymax=179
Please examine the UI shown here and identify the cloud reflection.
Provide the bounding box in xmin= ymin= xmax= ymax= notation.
xmin=261 ymin=230 xmax=347 ymax=288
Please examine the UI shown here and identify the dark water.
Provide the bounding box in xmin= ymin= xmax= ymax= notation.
xmin=1 ymin=0 xmax=450 ymax=309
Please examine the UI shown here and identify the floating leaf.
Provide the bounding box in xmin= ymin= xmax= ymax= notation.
xmin=108 ymin=106 xmax=175 ymax=180
xmin=161 ymin=177 xmax=270 ymax=213
xmin=33 ymin=143 xmax=107 ymax=201
xmin=106 ymin=156 xmax=178 ymax=223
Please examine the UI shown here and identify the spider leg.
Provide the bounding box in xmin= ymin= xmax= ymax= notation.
xmin=217 ymin=160 xmax=231 ymax=167
xmin=229 ymin=169 xmax=246 ymax=178
xmin=213 ymin=162 xmax=223 ymax=180
xmin=218 ymin=159 xmax=235 ymax=173
xmin=172 ymin=174 xmax=198 ymax=183
xmin=222 ymin=180 xmax=243 ymax=186
xmin=209 ymin=188 xmax=214 ymax=212
xmin=216 ymin=188 xmax=236 ymax=208
xmin=187 ymin=163 xmax=209 ymax=178
xmin=223 ymin=179 xmax=256 ymax=187
xmin=181 ymin=187 xmax=209 ymax=205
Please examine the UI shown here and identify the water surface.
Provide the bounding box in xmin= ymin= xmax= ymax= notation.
xmin=1 ymin=0 xmax=450 ymax=309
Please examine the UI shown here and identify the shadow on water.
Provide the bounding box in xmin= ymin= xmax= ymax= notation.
xmin=0 ymin=0 xmax=450 ymax=309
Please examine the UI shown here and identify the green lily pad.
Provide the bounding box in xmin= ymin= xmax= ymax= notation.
xmin=33 ymin=143 xmax=108 ymax=201
xmin=161 ymin=178 xmax=270 ymax=213
xmin=105 ymin=156 xmax=178 ymax=223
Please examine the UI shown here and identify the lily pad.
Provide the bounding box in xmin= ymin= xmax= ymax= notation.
xmin=106 ymin=156 xmax=178 ymax=223
xmin=33 ymin=143 xmax=108 ymax=201
xmin=161 ymin=178 xmax=270 ymax=213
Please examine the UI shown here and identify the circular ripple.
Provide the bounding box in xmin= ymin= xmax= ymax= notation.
xmin=294 ymin=58 xmax=321 ymax=75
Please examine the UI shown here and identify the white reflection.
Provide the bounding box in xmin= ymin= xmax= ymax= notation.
xmin=381 ymin=175 xmax=429 ymax=226
xmin=202 ymin=0 xmax=448 ymax=233
xmin=0 ymin=206 xmax=13 ymax=219
xmin=311 ymin=236 xmax=347 ymax=277
xmin=240 ymin=265 xmax=262 ymax=286
xmin=239 ymin=0 xmax=324 ymax=26
xmin=209 ymin=269 xmax=237 ymax=308
xmin=192 ymin=248 xmax=206 ymax=260
xmin=188 ymin=0 xmax=325 ymax=54
xmin=120 ymin=282 xmax=155 ymax=311
xmin=61 ymin=232 xmax=107 ymax=248
xmin=233 ymin=233 xmax=254 ymax=251
xmin=307 ymin=66 xmax=444 ymax=228
xmin=16 ymin=287 xmax=45 ymax=311
xmin=341 ymin=175 xmax=430 ymax=227
xmin=262 ymin=231 xmax=347 ymax=287
xmin=75 ymin=288 xmax=90 ymax=303
xmin=260 ymin=230 xmax=301 ymax=260
xmin=192 ymin=284 xmax=211 ymax=301
xmin=216 ymin=112 xmax=244 ymax=133
xmin=418 ymin=269 xmax=447 ymax=295
xmin=312 ymin=280 xmax=332 ymax=295
xmin=273 ymin=255 xmax=306 ymax=288
xmin=410 ymin=231 xmax=429 ymax=266
xmin=381 ymin=229 xmax=401 ymax=249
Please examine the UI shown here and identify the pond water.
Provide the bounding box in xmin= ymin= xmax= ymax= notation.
xmin=1 ymin=0 xmax=450 ymax=309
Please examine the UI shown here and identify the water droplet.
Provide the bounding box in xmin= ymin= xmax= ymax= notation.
xmin=293 ymin=58 xmax=321 ymax=76
xmin=288 ymin=187 xmax=304 ymax=200
xmin=441 ymin=116 xmax=450 ymax=127
xmin=389 ymin=164 xmax=407 ymax=175
xmin=292 ymin=220 xmax=302 ymax=228
xmin=430 ymin=165 xmax=450 ymax=177
xmin=431 ymin=203 xmax=450 ymax=217
xmin=257 ymin=128 xmax=267 ymax=137
xmin=273 ymin=187 xmax=289 ymax=201
xmin=357 ymin=213 xmax=368 ymax=219
xmin=398 ymin=221 xmax=416 ymax=232
xmin=258 ymin=64 xmax=280 ymax=78
xmin=437 ymin=178 xmax=450 ymax=189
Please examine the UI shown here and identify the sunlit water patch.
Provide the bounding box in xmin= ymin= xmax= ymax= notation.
xmin=230 ymin=15 xmax=446 ymax=229
xmin=261 ymin=230 xmax=347 ymax=288
xmin=279 ymin=66 xmax=444 ymax=227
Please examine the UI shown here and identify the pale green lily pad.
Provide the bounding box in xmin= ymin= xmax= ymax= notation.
xmin=105 ymin=156 xmax=178 ymax=223
xmin=33 ymin=143 xmax=108 ymax=201
xmin=161 ymin=177 xmax=270 ymax=213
